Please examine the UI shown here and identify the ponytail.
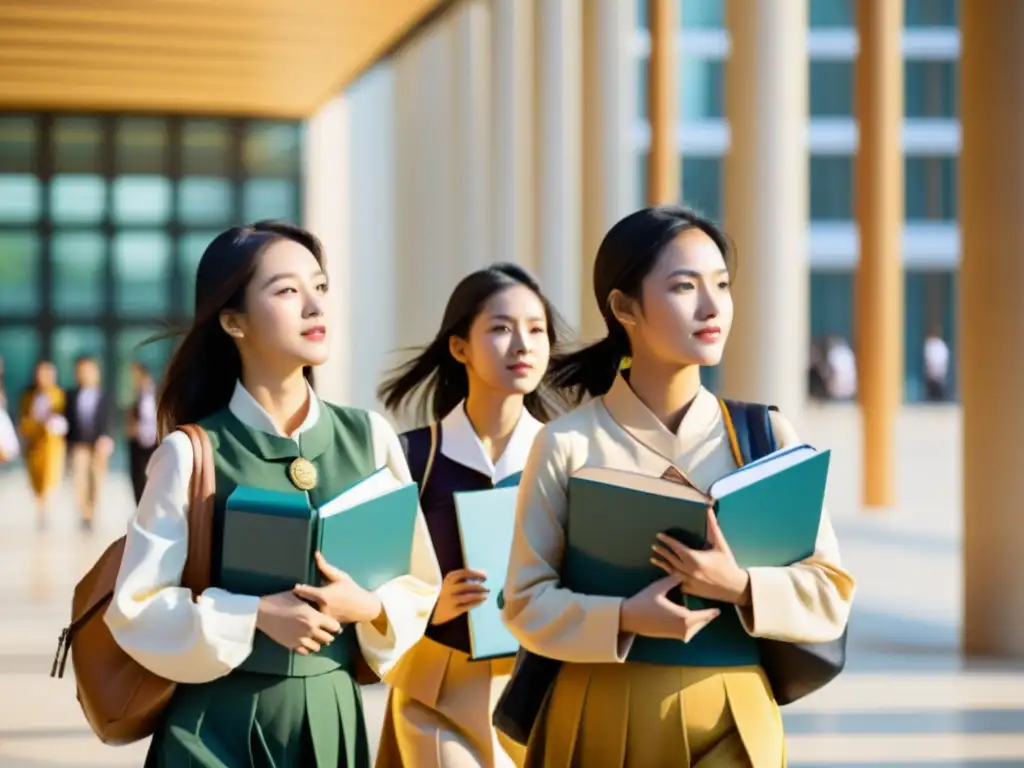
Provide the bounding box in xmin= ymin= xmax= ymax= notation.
xmin=548 ymin=324 xmax=630 ymax=406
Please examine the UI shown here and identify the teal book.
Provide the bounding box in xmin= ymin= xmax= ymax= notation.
xmin=220 ymin=469 xmax=420 ymax=598
xmin=453 ymin=485 xmax=520 ymax=660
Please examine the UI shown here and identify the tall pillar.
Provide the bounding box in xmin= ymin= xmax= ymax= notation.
xmin=491 ymin=0 xmax=536 ymax=271
xmin=647 ymin=0 xmax=679 ymax=206
xmin=855 ymin=0 xmax=904 ymax=510
xmin=961 ymin=1 xmax=1024 ymax=656
xmin=535 ymin=0 xmax=582 ymax=329
xmin=581 ymin=0 xmax=638 ymax=339
xmin=721 ymin=0 xmax=809 ymax=421
xmin=303 ymin=93 xmax=351 ymax=405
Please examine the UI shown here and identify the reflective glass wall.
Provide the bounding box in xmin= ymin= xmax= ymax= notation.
xmin=0 ymin=113 xmax=303 ymax=439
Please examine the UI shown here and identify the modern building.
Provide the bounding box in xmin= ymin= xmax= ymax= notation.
xmin=0 ymin=0 xmax=1022 ymax=655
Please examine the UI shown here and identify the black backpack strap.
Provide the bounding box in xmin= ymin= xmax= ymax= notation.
xmin=719 ymin=398 xmax=779 ymax=467
xmin=399 ymin=423 xmax=440 ymax=497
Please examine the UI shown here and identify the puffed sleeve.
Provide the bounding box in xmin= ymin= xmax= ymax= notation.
xmin=357 ymin=411 xmax=442 ymax=678
xmin=501 ymin=426 xmax=634 ymax=663
xmin=103 ymin=432 xmax=260 ymax=684
xmin=735 ymin=410 xmax=856 ymax=643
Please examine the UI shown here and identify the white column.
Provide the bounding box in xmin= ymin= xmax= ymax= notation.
xmin=453 ymin=0 xmax=492 ymax=274
xmin=581 ymin=0 xmax=638 ymax=339
xmin=535 ymin=0 xmax=582 ymax=329
xmin=491 ymin=0 xmax=536 ymax=271
xmin=721 ymin=0 xmax=809 ymax=422
xmin=303 ymin=93 xmax=351 ymax=405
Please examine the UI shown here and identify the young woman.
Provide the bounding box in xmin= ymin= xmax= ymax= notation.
xmin=103 ymin=221 xmax=442 ymax=767
xmin=125 ymin=361 xmax=159 ymax=504
xmin=374 ymin=263 xmax=565 ymax=768
xmin=19 ymin=360 xmax=67 ymax=528
xmin=501 ymin=206 xmax=855 ymax=767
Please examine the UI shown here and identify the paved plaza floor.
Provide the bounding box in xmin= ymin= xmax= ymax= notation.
xmin=2 ymin=404 xmax=1022 ymax=767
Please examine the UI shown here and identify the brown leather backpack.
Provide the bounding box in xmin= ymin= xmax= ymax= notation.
xmin=51 ymin=424 xmax=215 ymax=745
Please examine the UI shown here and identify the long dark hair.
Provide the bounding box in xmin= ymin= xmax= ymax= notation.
xmin=549 ymin=205 xmax=734 ymax=404
xmin=157 ymin=221 xmax=324 ymax=436
xmin=378 ymin=263 xmax=568 ymax=424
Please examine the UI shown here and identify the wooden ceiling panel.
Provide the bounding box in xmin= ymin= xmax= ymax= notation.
xmin=0 ymin=0 xmax=447 ymax=117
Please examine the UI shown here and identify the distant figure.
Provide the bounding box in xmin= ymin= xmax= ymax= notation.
xmin=0 ymin=355 xmax=17 ymax=464
xmin=126 ymin=361 xmax=159 ymax=504
xmin=808 ymin=339 xmax=830 ymax=400
xmin=825 ymin=335 xmax=857 ymax=400
xmin=923 ymin=327 xmax=950 ymax=402
xmin=66 ymin=356 xmax=114 ymax=531
xmin=19 ymin=360 xmax=67 ymax=528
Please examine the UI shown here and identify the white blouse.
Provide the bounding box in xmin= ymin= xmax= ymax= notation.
xmin=104 ymin=381 xmax=442 ymax=684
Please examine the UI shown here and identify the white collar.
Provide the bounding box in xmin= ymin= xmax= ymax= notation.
xmin=228 ymin=380 xmax=320 ymax=441
xmin=439 ymin=401 xmax=543 ymax=483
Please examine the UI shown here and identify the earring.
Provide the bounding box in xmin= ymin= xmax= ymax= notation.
xmin=619 ymin=356 xmax=632 ymax=371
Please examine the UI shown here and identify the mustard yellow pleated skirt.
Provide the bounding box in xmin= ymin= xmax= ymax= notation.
xmin=377 ymin=640 xmax=524 ymax=768
xmin=524 ymin=663 xmax=786 ymax=768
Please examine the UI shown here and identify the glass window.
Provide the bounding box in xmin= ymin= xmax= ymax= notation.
xmin=115 ymin=327 xmax=174 ymax=408
xmin=179 ymin=230 xmax=220 ymax=314
xmin=809 ymin=0 xmax=852 ymax=27
xmin=810 ymin=60 xmax=853 ymax=117
xmin=682 ymin=57 xmax=724 ymax=120
xmin=0 ymin=115 xmax=38 ymax=174
xmin=681 ymin=156 xmax=722 ymax=222
xmin=0 ymin=174 xmax=41 ymax=223
xmin=52 ymin=231 xmax=106 ymax=316
xmin=0 ymin=231 xmax=40 ymax=315
xmin=242 ymin=122 xmax=301 ymax=178
xmin=242 ymin=179 xmax=298 ymax=222
xmin=810 ymin=155 xmax=853 ymax=220
xmin=0 ymin=326 xmax=41 ymax=410
xmin=681 ymin=0 xmax=724 ymax=29
xmin=52 ymin=326 xmax=106 ymax=390
xmin=810 ymin=271 xmax=854 ymax=340
xmin=52 ymin=116 xmax=103 ymax=174
xmin=112 ymin=176 xmax=172 ymax=225
xmin=115 ymin=117 xmax=168 ymax=175
xmin=182 ymin=119 xmax=233 ymax=176
xmin=905 ymin=0 xmax=957 ymax=28
xmin=178 ymin=178 xmax=233 ymax=225
xmin=113 ymin=232 xmax=172 ymax=316
xmin=50 ymin=175 xmax=106 ymax=224
xmin=905 ymin=60 xmax=957 ymax=119
xmin=906 ymin=155 xmax=957 ymax=221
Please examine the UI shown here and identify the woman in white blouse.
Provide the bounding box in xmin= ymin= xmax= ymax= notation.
xmin=103 ymin=221 xmax=442 ymax=767
xmin=501 ymin=206 xmax=855 ymax=767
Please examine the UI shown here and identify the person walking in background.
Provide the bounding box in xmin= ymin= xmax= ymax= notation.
xmin=0 ymin=355 xmax=18 ymax=465
xmin=923 ymin=326 xmax=950 ymax=402
xmin=125 ymin=361 xmax=159 ymax=504
xmin=825 ymin=335 xmax=857 ymax=401
xmin=66 ymin=355 xmax=114 ymax=531
xmin=19 ymin=360 xmax=67 ymax=529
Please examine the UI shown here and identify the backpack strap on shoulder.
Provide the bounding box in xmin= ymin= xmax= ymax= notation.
xmin=717 ymin=398 xmax=779 ymax=467
xmin=400 ymin=422 xmax=440 ymax=498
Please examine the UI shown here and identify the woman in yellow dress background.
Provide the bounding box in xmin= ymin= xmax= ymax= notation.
xmin=19 ymin=360 xmax=67 ymax=526
xmin=501 ymin=206 xmax=855 ymax=767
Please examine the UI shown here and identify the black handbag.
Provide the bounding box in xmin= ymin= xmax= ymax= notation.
xmin=492 ymin=400 xmax=850 ymax=745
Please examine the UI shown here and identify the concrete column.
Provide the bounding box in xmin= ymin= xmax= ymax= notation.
xmin=721 ymin=0 xmax=808 ymax=422
xmin=647 ymin=0 xmax=679 ymax=206
xmin=303 ymin=93 xmax=351 ymax=405
xmin=581 ymin=0 xmax=638 ymax=339
xmin=855 ymin=0 xmax=904 ymax=509
xmin=491 ymin=0 xmax=536 ymax=271
xmin=535 ymin=0 xmax=583 ymax=329
xmin=454 ymin=0 xmax=492 ymax=274
xmin=961 ymin=1 xmax=1024 ymax=657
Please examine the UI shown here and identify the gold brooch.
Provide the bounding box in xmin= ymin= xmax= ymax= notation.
xmin=288 ymin=457 xmax=318 ymax=491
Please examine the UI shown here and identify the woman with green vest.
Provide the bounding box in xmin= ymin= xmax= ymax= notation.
xmin=104 ymin=221 xmax=443 ymax=767
xmin=500 ymin=206 xmax=855 ymax=767
xmin=373 ymin=264 xmax=566 ymax=768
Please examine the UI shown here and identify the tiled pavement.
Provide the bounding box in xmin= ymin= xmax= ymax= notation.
xmin=3 ymin=404 xmax=1022 ymax=767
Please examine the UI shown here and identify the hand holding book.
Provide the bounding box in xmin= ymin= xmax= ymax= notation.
xmin=620 ymin=572 xmax=721 ymax=642
xmin=430 ymin=567 xmax=489 ymax=626
xmin=650 ymin=506 xmax=752 ymax=606
xmin=256 ymin=590 xmax=341 ymax=656
xmin=293 ymin=551 xmax=385 ymax=628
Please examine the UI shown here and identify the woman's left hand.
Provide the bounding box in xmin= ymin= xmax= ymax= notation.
xmin=651 ymin=507 xmax=751 ymax=606
xmin=293 ymin=552 xmax=384 ymax=624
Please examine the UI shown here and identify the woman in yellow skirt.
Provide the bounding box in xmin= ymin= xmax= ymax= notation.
xmin=501 ymin=206 xmax=856 ymax=767
xmin=375 ymin=263 xmax=567 ymax=767
xmin=19 ymin=360 xmax=67 ymax=527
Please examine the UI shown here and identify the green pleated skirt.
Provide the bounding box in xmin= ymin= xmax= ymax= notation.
xmin=145 ymin=667 xmax=369 ymax=768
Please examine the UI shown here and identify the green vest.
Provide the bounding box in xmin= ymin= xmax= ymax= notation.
xmin=199 ymin=401 xmax=375 ymax=678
